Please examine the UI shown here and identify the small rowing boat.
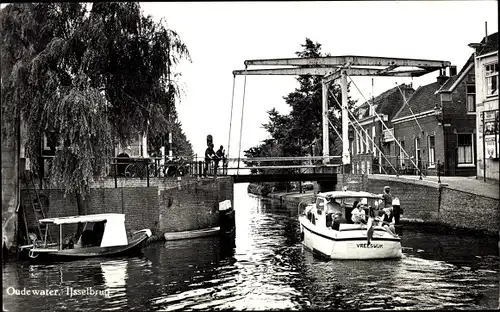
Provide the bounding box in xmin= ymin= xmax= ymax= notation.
xmin=164 ymin=226 xmax=220 ymax=241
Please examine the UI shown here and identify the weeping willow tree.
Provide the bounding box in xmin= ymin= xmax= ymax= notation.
xmin=1 ymin=3 xmax=191 ymax=215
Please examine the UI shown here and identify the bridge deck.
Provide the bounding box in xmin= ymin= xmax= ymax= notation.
xmin=232 ymin=172 xmax=337 ymax=183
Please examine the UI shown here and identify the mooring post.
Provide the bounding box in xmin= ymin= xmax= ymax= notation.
xmin=437 ymin=160 xmax=441 ymax=184
xmin=146 ymin=159 xmax=150 ymax=187
xmin=114 ymin=160 xmax=118 ymax=188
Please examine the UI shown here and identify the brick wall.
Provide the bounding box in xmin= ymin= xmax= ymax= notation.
xmin=365 ymin=176 xmax=440 ymax=221
xmin=363 ymin=175 xmax=498 ymax=233
xmin=21 ymin=176 xmax=234 ymax=243
xmin=441 ymin=79 xmax=477 ymax=177
xmin=393 ymin=115 xmax=444 ymax=176
xmin=159 ymin=177 xmax=233 ymax=232
xmin=336 ymin=173 xmax=368 ymax=191
xmin=440 ymin=188 xmax=499 ymax=232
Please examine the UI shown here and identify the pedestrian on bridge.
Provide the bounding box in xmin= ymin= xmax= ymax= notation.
xmin=204 ymin=143 xmax=216 ymax=177
xmin=215 ymin=145 xmax=225 ymax=175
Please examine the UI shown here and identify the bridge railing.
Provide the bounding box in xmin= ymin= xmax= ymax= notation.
xmin=223 ymin=156 xmax=343 ymax=181
xmin=34 ymin=155 xmax=344 ymax=189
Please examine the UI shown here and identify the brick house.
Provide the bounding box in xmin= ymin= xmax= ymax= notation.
xmin=469 ymin=32 xmax=498 ymax=181
xmin=391 ymin=60 xmax=478 ymax=177
xmin=349 ymin=83 xmax=415 ymax=174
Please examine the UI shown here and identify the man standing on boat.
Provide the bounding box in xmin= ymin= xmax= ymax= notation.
xmin=382 ymin=186 xmax=393 ymax=209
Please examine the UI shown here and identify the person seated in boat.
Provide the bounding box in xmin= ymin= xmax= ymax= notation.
xmin=325 ymin=198 xmax=341 ymax=214
xmin=345 ymin=200 xmax=357 ymax=224
xmin=351 ymin=202 xmax=367 ymax=224
xmin=93 ymin=221 xmax=106 ymax=246
xmin=331 ymin=212 xmax=348 ymax=231
xmin=62 ymin=235 xmax=76 ymax=249
xmin=80 ymin=229 xmax=95 ymax=247
xmin=325 ymin=199 xmax=342 ymax=228
xmin=380 ymin=207 xmax=397 ymax=236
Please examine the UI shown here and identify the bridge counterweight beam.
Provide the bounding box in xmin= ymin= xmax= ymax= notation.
xmin=341 ymin=70 xmax=350 ymax=165
xmin=322 ymin=81 xmax=329 ymax=164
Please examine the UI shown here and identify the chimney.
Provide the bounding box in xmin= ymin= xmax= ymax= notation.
xmin=485 ymin=21 xmax=488 ymax=44
xmin=436 ymin=68 xmax=448 ymax=86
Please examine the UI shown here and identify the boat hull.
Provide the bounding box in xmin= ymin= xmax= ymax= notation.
xmin=21 ymin=231 xmax=151 ymax=262
xmin=299 ymin=217 xmax=402 ymax=260
xmin=164 ymin=226 xmax=220 ymax=241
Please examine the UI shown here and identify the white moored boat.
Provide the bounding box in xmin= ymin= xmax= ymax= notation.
xmin=19 ymin=213 xmax=152 ymax=261
xmin=298 ymin=191 xmax=402 ymax=260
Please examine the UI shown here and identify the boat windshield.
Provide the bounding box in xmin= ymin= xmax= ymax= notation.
xmin=341 ymin=197 xmax=381 ymax=208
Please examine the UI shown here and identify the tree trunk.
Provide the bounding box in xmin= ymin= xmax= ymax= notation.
xmin=75 ymin=191 xmax=88 ymax=239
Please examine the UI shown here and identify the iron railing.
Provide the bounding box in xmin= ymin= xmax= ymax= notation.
xmin=352 ymin=154 xmax=438 ymax=177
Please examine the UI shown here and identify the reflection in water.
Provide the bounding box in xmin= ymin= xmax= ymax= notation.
xmin=2 ymin=183 xmax=499 ymax=311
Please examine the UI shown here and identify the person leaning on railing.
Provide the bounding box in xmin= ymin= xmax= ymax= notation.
xmin=204 ymin=143 xmax=216 ymax=177
xmin=214 ymin=145 xmax=224 ymax=175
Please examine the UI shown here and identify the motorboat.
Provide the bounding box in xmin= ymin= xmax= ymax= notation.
xmin=19 ymin=213 xmax=152 ymax=261
xmin=298 ymin=191 xmax=402 ymax=260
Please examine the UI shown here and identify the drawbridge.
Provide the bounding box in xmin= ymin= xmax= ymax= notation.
xmin=226 ymin=55 xmax=451 ymax=184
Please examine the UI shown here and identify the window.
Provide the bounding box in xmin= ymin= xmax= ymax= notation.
xmin=43 ymin=132 xmax=62 ymax=154
xmin=372 ymin=125 xmax=376 ymax=156
xmin=485 ymin=62 xmax=498 ymax=96
xmin=428 ymin=136 xmax=436 ymax=168
xmin=457 ymin=133 xmax=473 ymax=165
xmin=316 ymin=198 xmax=325 ymax=210
xmin=415 ymin=137 xmax=421 ymax=168
xmin=399 ymin=140 xmax=405 ymax=166
xmin=356 ymin=132 xmax=361 ymax=154
xmin=466 ymin=84 xmax=476 ymax=112
xmin=365 ymin=130 xmax=369 ymax=153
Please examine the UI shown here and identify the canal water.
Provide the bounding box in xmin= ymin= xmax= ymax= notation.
xmin=3 ymin=183 xmax=499 ymax=311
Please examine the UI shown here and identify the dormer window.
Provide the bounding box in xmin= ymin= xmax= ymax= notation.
xmin=485 ymin=62 xmax=498 ymax=96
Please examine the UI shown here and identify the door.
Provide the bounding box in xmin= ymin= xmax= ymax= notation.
xmin=415 ymin=138 xmax=421 ymax=173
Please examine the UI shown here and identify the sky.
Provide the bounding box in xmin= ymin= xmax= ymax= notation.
xmin=139 ymin=1 xmax=498 ymax=159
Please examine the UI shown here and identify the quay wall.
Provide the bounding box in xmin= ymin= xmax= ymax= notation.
xmin=158 ymin=177 xmax=233 ymax=233
xmin=439 ymin=188 xmax=499 ymax=233
xmin=21 ymin=177 xmax=233 ymax=243
xmin=365 ymin=175 xmax=499 ymax=233
xmin=363 ymin=176 xmax=440 ymax=222
xmin=254 ymin=174 xmax=499 ymax=235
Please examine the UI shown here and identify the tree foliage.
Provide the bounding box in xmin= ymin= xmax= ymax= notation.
xmin=1 ymin=3 xmax=192 ymax=199
xmin=244 ymin=38 xmax=357 ymax=184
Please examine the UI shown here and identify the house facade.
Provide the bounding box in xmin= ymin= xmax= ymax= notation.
xmin=349 ymin=83 xmax=415 ymax=174
xmin=391 ymin=62 xmax=477 ymax=177
xmin=470 ymin=32 xmax=499 ymax=181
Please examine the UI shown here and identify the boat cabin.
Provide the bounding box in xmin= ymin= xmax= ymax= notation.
xmin=38 ymin=213 xmax=129 ymax=250
xmin=305 ymin=191 xmax=384 ymax=230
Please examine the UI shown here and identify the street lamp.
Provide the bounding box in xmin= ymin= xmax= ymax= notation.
xmin=434 ymin=104 xmax=446 ymax=178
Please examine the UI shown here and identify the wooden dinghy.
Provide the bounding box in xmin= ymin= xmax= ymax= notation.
xmin=164 ymin=226 xmax=220 ymax=241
